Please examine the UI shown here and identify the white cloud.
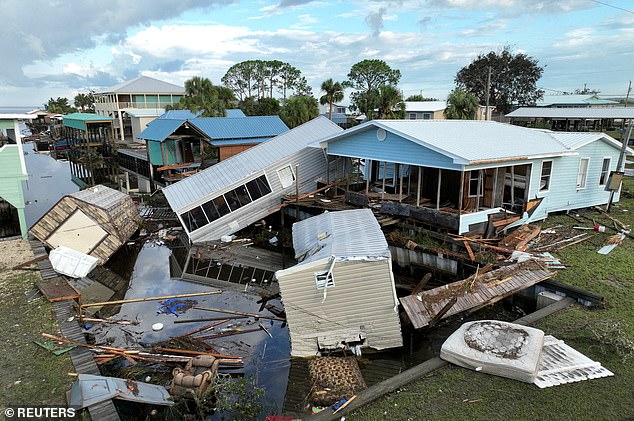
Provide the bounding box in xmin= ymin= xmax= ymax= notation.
xmin=124 ymin=25 xmax=260 ymax=58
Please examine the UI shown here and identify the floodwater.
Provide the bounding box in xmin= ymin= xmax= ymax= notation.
xmin=96 ymin=243 xmax=291 ymax=417
xmin=22 ymin=142 xmax=79 ymax=226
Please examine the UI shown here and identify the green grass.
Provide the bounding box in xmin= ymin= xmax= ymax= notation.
xmin=0 ymin=270 xmax=74 ymax=409
xmin=350 ymin=178 xmax=634 ymax=421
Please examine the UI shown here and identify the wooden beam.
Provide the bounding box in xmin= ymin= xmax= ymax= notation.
xmin=12 ymin=254 xmax=48 ymax=270
xmin=416 ymin=167 xmax=422 ymax=207
xmin=193 ymin=306 xmax=286 ymax=321
xmin=436 ymin=168 xmax=442 ymax=209
xmin=81 ymin=290 xmax=222 ymax=308
xmin=411 ymin=273 xmax=432 ymax=296
xmin=458 ymin=171 xmax=464 ymax=213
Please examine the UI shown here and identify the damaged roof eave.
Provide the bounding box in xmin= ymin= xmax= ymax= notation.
xmin=466 ymin=151 xmax=578 ymax=167
xmin=276 ymin=255 xmax=391 ymax=278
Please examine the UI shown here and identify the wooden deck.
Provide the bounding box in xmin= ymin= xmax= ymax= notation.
xmin=29 ymin=237 xmax=120 ymax=421
xmin=400 ymin=261 xmax=555 ymax=330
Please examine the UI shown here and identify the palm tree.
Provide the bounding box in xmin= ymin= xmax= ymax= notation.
xmin=319 ymin=79 xmax=345 ymax=120
xmin=376 ymin=85 xmax=405 ymax=119
xmin=444 ymin=88 xmax=478 ymax=120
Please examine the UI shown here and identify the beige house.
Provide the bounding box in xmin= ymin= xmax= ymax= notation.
xmin=405 ymin=101 xmax=493 ymax=121
xmin=94 ymin=76 xmax=184 ymax=141
xmin=275 ymin=209 xmax=403 ymax=357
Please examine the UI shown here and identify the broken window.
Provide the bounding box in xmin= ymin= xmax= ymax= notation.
xmin=539 ymin=161 xmax=552 ymax=192
xmin=599 ymin=157 xmax=611 ymax=186
xmin=246 ymin=175 xmax=271 ymax=200
xmin=181 ymin=206 xmax=207 ymax=232
xmin=277 ymin=165 xmax=295 ymax=188
xmin=233 ymin=185 xmax=252 ymax=206
xmin=577 ymin=158 xmax=589 ymax=189
xmin=314 ymin=271 xmax=335 ymax=289
xmin=212 ymin=196 xmax=230 ymax=217
xmin=224 ymin=189 xmax=242 ymax=212
xmin=201 ymin=200 xmax=220 ymax=223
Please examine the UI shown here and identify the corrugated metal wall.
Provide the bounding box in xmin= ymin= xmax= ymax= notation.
xmin=188 ymin=147 xmax=328 ymax=242
xmin=276 ymin=258 xmax=402 ymax=357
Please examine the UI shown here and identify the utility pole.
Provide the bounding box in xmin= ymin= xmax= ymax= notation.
xmin=625 ymin=80 xmax=631 ymax=108
xmin=606 ymin=118 xmax=633 ymax=212
xmin=485 ymin=66 xmax=492 ymax=121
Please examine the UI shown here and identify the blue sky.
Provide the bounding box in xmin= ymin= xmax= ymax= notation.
xmin=2 ymin=0 xmax=633 ymax=107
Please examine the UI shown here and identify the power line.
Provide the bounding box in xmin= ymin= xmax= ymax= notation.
xmin=589 ymin=0 xmax=634 ymax=14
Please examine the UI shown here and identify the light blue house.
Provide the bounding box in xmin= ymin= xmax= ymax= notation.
xmin=313 ymin=120 xmax=632 ymax=235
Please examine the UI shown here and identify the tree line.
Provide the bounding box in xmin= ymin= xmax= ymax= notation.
xmin=54 ymin=46 xmax=547 ymax=127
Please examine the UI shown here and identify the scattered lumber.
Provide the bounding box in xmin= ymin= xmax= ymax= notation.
xmin=81 ymin=290 xmax=222 ymax=308
xmin=174 ymin=316 xmax=249 ymax=324
xmin=12 ymin=254 xmax=48 ymax=270
xmin=176 ymin=319 xmax=229 ymax=337
xmin=193 ymin=306 xmax=286 ymax=321
xmin=411 ymin=273 xmax=432 ymax=296
xmin=195 ymin=328 xmax=262 ymax=340
xmin=593 ymin=206 xmax=630 ymax=230
xmin=152 ymin=347 xmax=242 ymax=360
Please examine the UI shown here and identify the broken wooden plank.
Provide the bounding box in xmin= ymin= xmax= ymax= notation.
xmin=463 ymin=240 xmax=476 ymax=261
xmin=429 ymin=296 xmax=457 ymax=326
xmin=411 ymin=273 xmax=432 ymax=296
xmin=12 ymin=254 xmax=48 ymax=270
xmin=193 ymin=306 xmax=286 ymax=321
xmin=81 ymin=290 xmax=222 ymax=308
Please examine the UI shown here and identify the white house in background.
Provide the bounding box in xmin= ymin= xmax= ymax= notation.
xmin=125 ymin=109 xmax=163 ymax=142
xmin=275 ymin=208 xmax=403 ymax=357
xmin=404 ymin=101 xmax=447 ymax=120
xmin=161 ymin=116 xmax=343 ymax=243
xmin=94 ymin=76 xmax=185 ymax=141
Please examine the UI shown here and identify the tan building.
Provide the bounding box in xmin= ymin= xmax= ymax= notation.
xmin=94 ymin=76 xmax=184 ymax=141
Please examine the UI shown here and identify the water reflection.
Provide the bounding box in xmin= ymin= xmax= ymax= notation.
xmin=100 ymin=243 xmax=291 ymax=416
xmin=22 ymin=142 xmax=78 ymax=226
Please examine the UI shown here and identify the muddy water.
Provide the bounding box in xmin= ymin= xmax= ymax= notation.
xmin=22 ymin=142 xmax=79 ymax=226
xmin=96 ymin=243 xmax=291 ymax=416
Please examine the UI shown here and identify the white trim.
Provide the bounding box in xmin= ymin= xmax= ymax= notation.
xmin=539 ymin=160 xmax=553 ymax=193
xmin=277 ymin=164 xmax=295 ymax=188
xmin=576 ymin=157 xmax=590 ymax=190
xmin=599 ymin=156 xmax=611 ymax=186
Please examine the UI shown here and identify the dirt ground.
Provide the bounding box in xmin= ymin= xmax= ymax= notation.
xmin=0 ymin=238 xmax=74 ymax=409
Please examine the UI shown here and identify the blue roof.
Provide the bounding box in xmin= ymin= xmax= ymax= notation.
xmin=189 ymin=116 xmax=288 ymax=140
xmin=226 ymin=109 xmax=246 ymax=118
xmin=137 ymin=119 xmax=184 ymax=141
xmin=158 ymin=110 xmax=202 ymax=120
xmin=321 ymin=113 xmax=348 ymax=125
xmin=208 ymin=137 xmax=273 ymax=146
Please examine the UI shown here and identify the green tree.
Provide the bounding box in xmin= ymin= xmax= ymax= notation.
xmin=222 ymin=60 xmax=310 ymax=101
xmin=45 ymin=97 xmax=75 ymax=114
xmin=405 ymin=94 xmax=438 ymax=101
xmin=455 ymin=46 xmax=544 ymax=114
xmin=239 ymin=96 xmax=281 ymax=116
xmin=279 ymin=95 xmax=319 ymax=128
xmin=319 ymin=79 xmax=345 ymax=120
xmin=166 ymin=76 xmax=234 ymax=117
xmin=74 ymin=91 xmax=95 ymax=113
xmin=345 ymin=59 xmax=401 ymax=117
xmin=376 ymin=85 xmax=405 ymax=119
xmin=444 ymin=88 xmax=478 ymax=120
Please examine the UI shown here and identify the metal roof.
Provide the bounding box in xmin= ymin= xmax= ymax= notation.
xmin=535 ymin=94 xmax=618 ymax=107
xmin=208 ymin=137 xmax=273 ymax=146
xmin=405 ymin=101 xmax=447 ymax=112
xmin=63 ymin=113 xmax=113 ymax=130
xmin=158 ymin=110 xmax=203 ymax=120
xmin=162 ymin=116 xmax=342 ymax=212
xmin=96 ymin=76 xmax=184 ymax=94
xmin=118 ymin=148 xmax=147 ymax=159
xmin=317 ymin=120 xmax=587 ymax=165
xmin=226 ymin=109 xmax=246 ymax=118
xmin=124 ymin=109 xmax=162 ymax=118
xmin=507 ymin=107 xmax=634 ymax=119
xmin=71 ymin=185 xmax=130 ymax=211
xmin=137 ymin=119 xmax=184 ymax=141
xmin=0 ymin=113 xmax=36 ymax=120
xmin=189 ymin=115 xmax=288 ymax=140
xmin=291 ymin=208 xmax=390 ymax=266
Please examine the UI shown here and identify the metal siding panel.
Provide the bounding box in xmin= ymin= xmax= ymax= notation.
xmin=329 ymin=129 xmax=459 ymax=169
xmin=277 ymin=260 xmax=402 ymax=356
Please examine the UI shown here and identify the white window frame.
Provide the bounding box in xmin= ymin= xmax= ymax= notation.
xmin=539 ymin=160 xmax=553 ymax=193
xmin=314 ymin=271 xmax=335 ymax=289
xmin=277 ymin=165 xmax=295 ymax=189
xmin=468 ymin=170 xmax=484 ymax=197
xmin=577 ymin=157 xmax=590 ymax=189
xmin=599 ymin=157 xmax=611 ymax=186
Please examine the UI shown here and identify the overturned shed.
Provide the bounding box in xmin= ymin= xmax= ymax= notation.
xmin=162 ymin=116 xmax=343 ymax=243
xmin=30 ymin=185 xmax=141 ymax=264
xmin=275 ymin=208 xmax=403 ymax=357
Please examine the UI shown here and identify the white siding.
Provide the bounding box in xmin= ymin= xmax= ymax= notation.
xmin=276 ymin=259 xmax=402 ymax=357
xmin=188 ymin=147 xmax=328 ymax=242
xmin=525 ymin=139 xmax=621 ymax=222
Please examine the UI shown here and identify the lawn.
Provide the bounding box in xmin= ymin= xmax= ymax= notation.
xmin=350 ymin=178 xmax=634 ymax=421
xmin=0 ymin=241 xmax=74 ymax=410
